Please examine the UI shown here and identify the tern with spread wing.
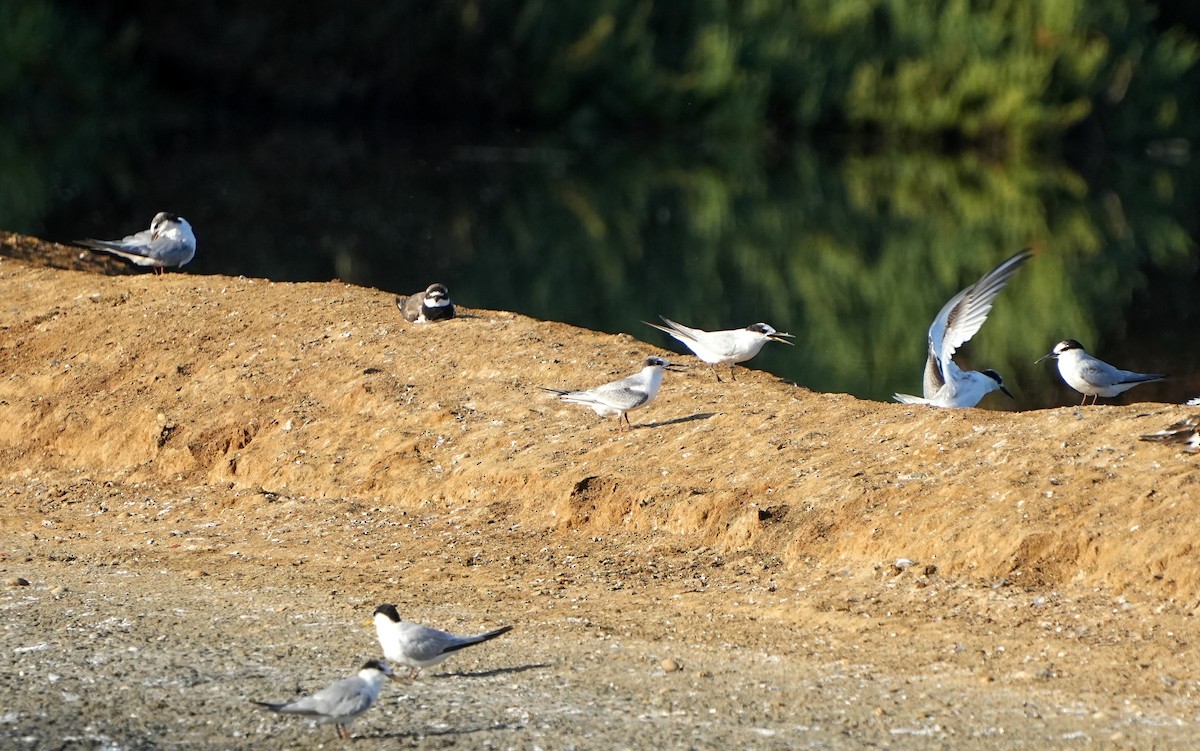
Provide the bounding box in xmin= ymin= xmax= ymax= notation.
xmin=894 ymin=249 xmax=1031 ymax=408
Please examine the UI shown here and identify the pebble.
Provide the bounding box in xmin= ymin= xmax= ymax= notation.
xmin=661 ymin=658 xmax=681 ymax=673
xmin=186 ymin=570 xmax=208 ymax=579
xmin=51 ymin=586 xmax=68 ymax=597
xmin=5 ymin=577 xmax=30 ymax=587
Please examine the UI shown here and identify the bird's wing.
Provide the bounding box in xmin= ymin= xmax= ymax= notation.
xmin=929 ymin=249 xmax=1031 ymax=371
xmin=567 ymin=386 xmax=648 ymax=411
xmin=299 ymin=677 xmax=372 ymax=718
xmin=1074 ymin=357 xmax=1121 ymax=387
xmin=400 ymin=624 xmax=461 ymax=662
xmin=1140 ymin=416 xmax=1200 ymax=443
xmin=398 ymin=293 xmax=423 ymax=321
xmin=81 ymin=233 xmax=190 ymax=266
xmin=921 ymin=350 xmax=946 ymax=399
xmin=1113 ymin=369 xmax=1167 ymax=385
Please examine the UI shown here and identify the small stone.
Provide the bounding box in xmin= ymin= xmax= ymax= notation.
xmin=50 ymin=586 xmax=68 ymax=596
xmin=186 ymin=570 xmax=208 ymax=579
xmin=5 ymin=577 xmax=29 ymax=587
xmin=661 ymin=658 xmax=681 ymax=673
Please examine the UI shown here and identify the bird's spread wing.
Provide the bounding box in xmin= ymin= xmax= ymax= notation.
xmin=921 ymin=350 xmax=946 ymax=398
xmin=929 ymin=249 xmax=1031 ymax=372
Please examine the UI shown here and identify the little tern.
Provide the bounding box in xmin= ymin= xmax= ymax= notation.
xmin=252 ymin=659 xmax=397 ymax=740
xmin=645 ymin=317 xmax=793 ymax=381
xmin=78 ymin=212 xmax=196 ymax=274
xmin=1036 ymin=339 xmax=1166 ymax=405
xmin=373 ymin=604 xmax=513 ymax=679
xmin=542 ymin=356 xmax=682 ymax=429
xmin=894 ymin=249 xmax=1030 ymax=408
xmin=1140 ymin=415 xmax=1200 ymax=454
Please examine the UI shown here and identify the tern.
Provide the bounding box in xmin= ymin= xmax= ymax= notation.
xmin=541 ymin=356 xmax=682 ymax=429
xmin=894 ymin=249 xmax=1031 ymax=408
xmin=1036 ymin=339 xmax=1166 ymax=405
xmin=252 ymin=659 xmax=397 ymax=740
xmin=644 ymin=317 xmax=793 ymax=381
xmin=373 ymin=604 xmax=513 ymax=679
xmin=396 ymin=283 xmax=455 ymax=322
xmin=1140 ymin=415 xmax=1200 ymax=454
xmin=78 ymin=212 xmax=196 ymax=274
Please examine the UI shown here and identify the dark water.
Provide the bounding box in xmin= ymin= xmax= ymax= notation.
xmin=22 ymin=125 xmax=1200 ymax=409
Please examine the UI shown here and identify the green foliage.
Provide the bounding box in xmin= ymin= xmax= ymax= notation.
xmin=0 ymin=1 xmax=144 ymax=232
xmin=75 ymin=1 xmax=1200 ymax=148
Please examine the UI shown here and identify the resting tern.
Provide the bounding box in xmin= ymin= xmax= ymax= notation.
xmin=1036 ymin=339 xmax=1166 ymax=405
xmin=373 ymin=604 xmax=513 ymax=679
xmin=894 ymin=249 xmax=1031 ymax=408
xmin=1140 ymin=415 xmax=1200 ymax=454
xmin=78 ymin=212 xmax=196 ymax=274
xmin=252 ymin=659 xmax=397 ymax=740
xmin=542 ymin=356 xmax=682 ymax=429
xmin=396 ymin=283 xmax=455 ymax=322
xmin=644 ymin=317 xmax=793 ymax=381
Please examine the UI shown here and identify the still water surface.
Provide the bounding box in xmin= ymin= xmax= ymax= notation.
xmin=31 ymin=127 xmax=1200 ymax=409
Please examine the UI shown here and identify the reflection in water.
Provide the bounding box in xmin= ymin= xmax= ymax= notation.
xmin=24 ymin=127 xmax=1200 ymax=408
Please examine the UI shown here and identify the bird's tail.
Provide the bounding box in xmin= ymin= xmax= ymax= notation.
xmin=444 ymin=625 xmax=514 ymax=654
xmin=250 ymin=700 xmax=286 ymax=713
xmin=893 ymin=393 xmax=930 ymax=405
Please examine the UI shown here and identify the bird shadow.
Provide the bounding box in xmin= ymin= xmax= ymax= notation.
xmin=369 ymin=722 xmax=522 ymax=741
xmin=634 ymin=412 xmax=715 ymax=430
xmin=430 ymin=662 xmax=552 ymax=680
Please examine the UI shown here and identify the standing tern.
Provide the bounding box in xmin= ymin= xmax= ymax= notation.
xmin=396 ymin=283 xmax=455 ymax=322
xmin=894 ymin=249 xmax=1031 ymax=408
xmin=373 ymin=604 xmax=513 ymax=679
xmin=644 ymin=317 xmax=793 ymax=381
xmin=1036 ymin=339 xmax=1166 ymax=405
xmin=1140 ymin=415 xmax=1200 ymax=453
xmin=78 ymin=212 xmax=196 ymax=274
xmin=541 ymin=356 xmax=682 ymax=429
xmin=252 ymin=659 xmax=397 ymax=740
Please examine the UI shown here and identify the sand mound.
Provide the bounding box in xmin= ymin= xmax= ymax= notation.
xmin=3 ymin=238 xmax=1197 ymax=601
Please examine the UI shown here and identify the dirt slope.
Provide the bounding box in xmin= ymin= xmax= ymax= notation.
xmin=1 ymin=237 xmax=1197 ymax=749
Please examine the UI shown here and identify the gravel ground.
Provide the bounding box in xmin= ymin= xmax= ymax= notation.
xmin=3 ymin=525 xmax=1196 ymax=750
